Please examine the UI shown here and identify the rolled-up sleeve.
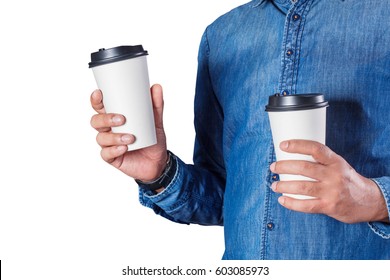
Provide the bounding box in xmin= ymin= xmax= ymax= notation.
xmin=138 ymin=28 xmax=226 ymax=226
xmin=139 ymin=154 xmax=224 ymax=225
xmin=368 ymin=176 xmax=390 ymax=239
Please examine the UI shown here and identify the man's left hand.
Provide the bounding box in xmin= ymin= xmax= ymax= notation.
xmin=270 ymin=140 xmax=389 ymax=224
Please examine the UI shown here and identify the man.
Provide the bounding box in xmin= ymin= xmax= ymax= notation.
xmin=90 ymin=0 xmax=390 ymax=259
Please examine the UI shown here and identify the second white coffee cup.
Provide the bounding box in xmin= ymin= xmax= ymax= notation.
xmin=266 ymin=94 xmax=329 ymax=199
xmin=89 ymin=45 xmax=157 ymax=151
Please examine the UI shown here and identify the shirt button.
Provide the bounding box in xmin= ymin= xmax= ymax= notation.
xmin=282 ymin=90 xmax=289 ymax=95
xmin=292 ymin=13 xmax=301 ymax=21
xmin=267 ymin=222 xmax=274 ymax=230
xmin=286 ymin=49 xmax=294 ymax=57
xmin=272 ymin=174 xmax=279 ymax=181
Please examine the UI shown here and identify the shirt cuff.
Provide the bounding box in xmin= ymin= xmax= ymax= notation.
xmin=137 ymin=153 xmax=189 ymax=224
xmin=368 ymin=177 xmax=390 ymax=239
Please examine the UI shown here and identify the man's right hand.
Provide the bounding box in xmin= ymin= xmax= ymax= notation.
xmin=90 ymin=84 xmax=168 ymax=182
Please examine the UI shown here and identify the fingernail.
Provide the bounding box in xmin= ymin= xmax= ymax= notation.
xmin=92 ymin=90 xmax=100 ymax=98
xmin=280 ymin=141 xmax=289 ymax=150
xmin=270 ymin=162 xmax=276 ymax=172
xmin=271 ymin=182 xmax=277 ymax=191
xmin=121 ymin=134 xmax=134 ymax=143
xmin=278 ymin=196 xmax=286 ymax=205
xmin=112 ymin=115 xmax=123 ymax=124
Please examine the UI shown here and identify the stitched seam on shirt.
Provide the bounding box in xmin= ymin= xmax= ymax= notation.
xmin=285 ymin=6 xmax=297 ymax=94
xmin=204 ymin=26 xmax=221 ymax=101
xmin=260 ymin=142 xmax=276 ymax=259
xmin=204 ymin=27 xmax=211 ymax=59
xmin=278 ymin=7 xmax=292 ymax=93
xmin=368 ymin=223 xmax=390 ymax=240
xmin=291 ymin=0 xmax=313 ymax=94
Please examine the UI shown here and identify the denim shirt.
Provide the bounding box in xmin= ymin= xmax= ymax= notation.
xmin=139 ymin=0 xmax=390 ymax=259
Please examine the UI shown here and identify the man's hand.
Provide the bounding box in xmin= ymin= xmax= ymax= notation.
xmin=270 ymin=140 xmax=389 ymax=224
xmin=90 ymin=84 xmax=168 ymax=182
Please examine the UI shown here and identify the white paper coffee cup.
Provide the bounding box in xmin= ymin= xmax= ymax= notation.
xmin=266 ymin=94 xmax=329 ymax=199
xmin=89 ymin=45 xmax=157 ymax=151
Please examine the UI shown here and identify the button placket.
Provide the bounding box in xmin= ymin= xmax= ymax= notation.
xmin=278 ymin=0 xmax=313 ymax=95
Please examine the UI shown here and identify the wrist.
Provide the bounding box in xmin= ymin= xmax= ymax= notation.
xmin=135 ymin=151 xmax=176 ymax=192
xmin=368 ymin=179 xmax=389 ymax=222
xmin=149 ymin=152 xmax=170 ymax=182
xmin=136 ymin=152 xmax=169 ymax=182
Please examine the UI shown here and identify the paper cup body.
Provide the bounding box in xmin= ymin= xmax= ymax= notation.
xmin=266 ymin=94 xmax=328 ymax=199
xmin=90 ymin=46 xmax=156 ymax=151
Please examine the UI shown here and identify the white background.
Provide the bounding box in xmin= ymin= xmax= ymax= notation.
xmin=0 ymin=0 xmax=245 ymax=279
xmin=0 ymin=1 xmax=387 ymax=279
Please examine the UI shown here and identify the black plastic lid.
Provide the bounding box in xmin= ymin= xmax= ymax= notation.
xmin=265 ymin=93 xmax=328 ymax=112
xmin=88 ymin=45 xmax=148 ymax=68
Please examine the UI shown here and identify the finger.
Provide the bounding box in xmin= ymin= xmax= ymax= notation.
xmin=150 ymin=84 xmax=164 ymax=129
xmin=280 ymin=140 xmax=336 ymax=165
xmin=278 ymin=195 xmax=323 ymax=214
xmin=90 ymin=89 xmax=106 ymax=114
xmin=100 ymin=145 xmax=128 ymax=163
xmin=270 ymin=160 xmax=326 ymax=181
xmin=272 ymin=180 xmax=324 ymax=198
xmin=90 ymin=113 xmax=126 ymax=131
xmin=96 ymin=132 xmax=136 ymax=148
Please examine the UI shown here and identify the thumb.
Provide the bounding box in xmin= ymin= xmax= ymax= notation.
xmin=150 ymin=84 xmax=164 ymax=130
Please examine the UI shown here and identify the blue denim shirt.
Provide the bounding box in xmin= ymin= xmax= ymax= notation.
xmin=139 ymin=0 xmax=390 ymax=259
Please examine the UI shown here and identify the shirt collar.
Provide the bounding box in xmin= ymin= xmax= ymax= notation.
xmin=273 ymin=0 xmax=293 ymax=13
xmin=252 ymin=0 xmax=296 ymax=12
xmin=252 ymin=0 xmax=298 ymax=6
xmin=252 ymin=0 xmax=267 ymax=7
